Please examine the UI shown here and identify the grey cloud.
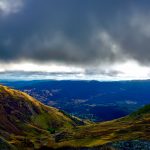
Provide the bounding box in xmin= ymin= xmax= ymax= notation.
xmin=0 ymin=0 xmax=150 ymax=66
xmin=0 ymin=70 xmax=124 ymax=81
xmin=85 ymin=68 xmax=123 ymax=77
xmin=0 ymin=0 xmax=23 ymax=15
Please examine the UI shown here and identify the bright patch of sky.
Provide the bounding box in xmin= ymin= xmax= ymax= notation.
xmin=0 ymin=0 xmax=23 ymax=15
xmin=0 ymin=61 xmax=150 ymax=81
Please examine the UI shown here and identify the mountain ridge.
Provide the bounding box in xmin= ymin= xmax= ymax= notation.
xmin=0 ymin=85 xmax=85 ymax=149
xmin=0 ymin=84 xmax=150 ymax=149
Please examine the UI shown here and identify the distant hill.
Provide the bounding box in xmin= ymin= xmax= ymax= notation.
xmin=0 ymin=84 xmax=150 ymax=150
xmin=3 ymin=80 xmax=150 ymax=122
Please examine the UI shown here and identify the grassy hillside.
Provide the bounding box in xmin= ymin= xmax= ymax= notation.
xmin=131 ymin=104 xmax=150 ymax=117
xmin=0 ymin=85 xmax=85 ymax=149
xmin=55 ymin=106 xmax=150 ymax=148
xmin=0 ymin=85 xmax=150 ymax=149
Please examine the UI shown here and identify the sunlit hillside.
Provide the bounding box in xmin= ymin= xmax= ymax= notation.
xmin=0 ymin=85 xmax=150 ymax=150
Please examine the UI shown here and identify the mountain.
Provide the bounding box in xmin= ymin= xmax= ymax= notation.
xmin=0 ymin=84 xmax=150 ymax=150
xmin=2 ymin=80 xmax=150 ymax=122
xmin=57 ymin=104 xmax=150 ymax=148
xmin=131 ymin=104 xmax=150 ymax=116
xmin=0 ymin=85 xmax=84 ymax=149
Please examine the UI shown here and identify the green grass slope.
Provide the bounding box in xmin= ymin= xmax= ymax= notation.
xmin=0 ymin=85 xmax=85 ymax=149
xmin=131 ymin=104 xmax=150 ymax=117
xmin=56 ymin=105 xmax=150 ymax=148
xmin=0 ymin=84 xmax=150 ymax=149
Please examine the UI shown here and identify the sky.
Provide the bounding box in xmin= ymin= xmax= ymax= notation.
xmin=0 ymin=0 xmax=150 ymax=80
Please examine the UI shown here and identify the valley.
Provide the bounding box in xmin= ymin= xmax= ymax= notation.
xmin=0 ymin=84 xmax=150 ymax=150
xmin=2 ymin=80 xmax=150 ymax=122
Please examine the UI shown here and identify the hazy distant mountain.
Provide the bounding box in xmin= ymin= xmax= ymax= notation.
xmin=2 ymin=80 xmax=150 ymax=122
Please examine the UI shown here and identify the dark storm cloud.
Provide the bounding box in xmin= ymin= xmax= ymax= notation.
xmin=0 ymin=0 xmax=150 ymax=65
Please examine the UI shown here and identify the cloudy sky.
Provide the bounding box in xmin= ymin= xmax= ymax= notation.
xmin=0 ymin=0 xmax=150 ymax=80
